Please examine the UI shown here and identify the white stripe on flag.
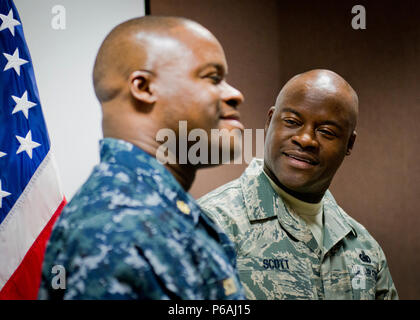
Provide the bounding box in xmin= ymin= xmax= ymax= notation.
xmin=0 ymin=151 xmax=64 ymax=290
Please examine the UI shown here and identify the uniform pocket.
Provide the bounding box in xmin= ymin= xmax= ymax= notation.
xmin=323 ymin=270 xmax=353 ymax=299
xmin=349 ymin=264 xmax=377 ymax=300
xmin=237 ymin=256 xmax=315 ymax=300
xmin=323 ymin=266 xmax=377 ymax=300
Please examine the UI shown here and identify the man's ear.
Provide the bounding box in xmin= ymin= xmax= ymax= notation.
xmin=346 ymin=130 xmax=357 ymax=155
xmin=265 ymin=106 xmax=276 ymax=133
xmin=129 ymin=70 xmax=157 ymax=104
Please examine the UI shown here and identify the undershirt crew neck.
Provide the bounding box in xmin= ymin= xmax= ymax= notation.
xmin=263 ymin=170 xmax=324 ymax=247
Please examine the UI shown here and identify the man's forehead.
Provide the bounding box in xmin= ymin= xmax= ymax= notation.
xmin=174 ymin=26 xmax=226 ymax=65
xmin=311 ymin=73 xmax=339 ymax=94
xmin=275 ymin=83 xmax=358 ymax=128
xmin=277 ymin=90 xmax=353 ymax=113
xmin=277 ymin=70 xmax=356 ymax=100
xmin=276 ymin=75 xmax=357 ymax=115
xmin=141 ymin=28 xmax=227 ymax=71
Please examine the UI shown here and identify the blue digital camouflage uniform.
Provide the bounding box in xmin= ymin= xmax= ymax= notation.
xmin=198 ymin=159 xmax=398 ymax=300
xmin=38 ymin=138 xmax=245 ymax=300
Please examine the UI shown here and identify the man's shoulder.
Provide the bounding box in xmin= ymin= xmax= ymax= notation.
xmin=198 ymin=177 xmax=243 ymax=205
xmin=197 ymin=174 xmax=248 ymax=217
xmin=345 ymin=211 xmax=382 ymax=248
xmin=42 ymin=162 xmax=177 ymax=295
xmin=197 ymin=174 xmax=253 ymax=236
xmin=326 ymin=196 xmax=382 ymax=250
xmin=198 ymin=158 xmax=265 ymax=208
xmin=51 ymin=162 xmax=172 ymax=249
xmin=198 ymin=158 xmax=263 ymax=204
xmin=197 ymin=159 xmax=272 ymax=231
xmin=61 ymin=168 xmax=134 ymax=218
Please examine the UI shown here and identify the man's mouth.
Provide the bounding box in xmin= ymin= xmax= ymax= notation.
xmin=219 ymin=113 xmax=244 ymax=130
xmin=283 ymin=152 xmax=319 ymax=166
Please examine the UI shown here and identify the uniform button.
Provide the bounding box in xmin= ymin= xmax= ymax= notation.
xmin=176 ymin=200 xmax=191 ymax=215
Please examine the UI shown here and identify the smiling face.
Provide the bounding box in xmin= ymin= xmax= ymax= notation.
xmin=149 ymin=22 xmax=244 ymax=164
xmin=264 ymin=70 xmax=358 ymax=200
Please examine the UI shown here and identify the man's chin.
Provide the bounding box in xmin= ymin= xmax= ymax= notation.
xmin=183 ymin=145 xmax=242 ymax=169
xmin=273 ymin=169 xmax=314 ymax=192
xmin=276 ymin=175 xmax=329 ymax=200
xmin=218 ymin=120 xmax=245 ymax=132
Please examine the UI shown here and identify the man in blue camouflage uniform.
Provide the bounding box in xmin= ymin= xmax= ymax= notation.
xmin=38 ymin=16 xmax=246 ymax=299
xmin=198 ymin=69 xmax=398 ymax=299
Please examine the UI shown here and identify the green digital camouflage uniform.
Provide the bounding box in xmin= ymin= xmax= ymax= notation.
xmin=198 ymin=159 xmax=398 ymax=300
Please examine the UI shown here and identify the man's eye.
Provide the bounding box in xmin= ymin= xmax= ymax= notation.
xmin=283 ymin=119 xmax=299 ymax=126
xmin=208 ymin=74 xmax=222 ymax=84
xmin=318 ymin=129 xmax=336 ymax=137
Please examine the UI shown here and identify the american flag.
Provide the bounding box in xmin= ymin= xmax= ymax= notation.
xmin=0 ymin=0 xmax=66 ymax=299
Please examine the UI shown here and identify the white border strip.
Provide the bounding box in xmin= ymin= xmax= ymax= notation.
xmin=0 ymin=151 xmax=64 ymax=290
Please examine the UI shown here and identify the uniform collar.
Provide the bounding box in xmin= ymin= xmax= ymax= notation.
xmin=322 ymin=191 xmax=357 ymax=253
xmin=240 ymin=158 xmax=357 ymax=253
xmin=99 ymin=138 xmax=200 ymax=224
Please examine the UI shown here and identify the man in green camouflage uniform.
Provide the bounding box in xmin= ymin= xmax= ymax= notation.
xmin=38 ymin=16 xmax=246 ymax=299
xmin=198 ymin=69 xmax=398 ymax=300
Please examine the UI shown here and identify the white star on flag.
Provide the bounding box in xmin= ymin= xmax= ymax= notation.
xmin=15 ymin=130 xmax=41 ymax=159
xmin=0 ymin=179 xmax=11 ymax=209
xmin=3 ymin=48 xmax=27 ymax=76
xmin=0 ymin=9 xmax=21 ymax=36
xmin=11 ymin=91 xmax=36 ymax=119
xmin=0 ymin=151 xmax=6 ymax=158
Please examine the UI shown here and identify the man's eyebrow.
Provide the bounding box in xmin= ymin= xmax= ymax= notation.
xmin=281 ymin=107 xmax=302 ymax=117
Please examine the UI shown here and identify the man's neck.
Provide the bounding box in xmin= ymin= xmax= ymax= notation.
xmin=102 ymin=107 xmax=198 ymax=191
xmin=129 ymin=138 xmax=196 ymax=191
xmin=263 ymin=163 xmax=325 ymax=203
xmin=103 ymin=132 xmax=196 ymax=191
xmin=164 ymin=163 xmax=196 ymax=191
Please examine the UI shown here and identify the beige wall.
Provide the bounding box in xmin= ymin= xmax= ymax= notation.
xmin=152 ymin=0 xmax=420 ymax=299
xmin=15 ymin=0 xmax=144 ymax=200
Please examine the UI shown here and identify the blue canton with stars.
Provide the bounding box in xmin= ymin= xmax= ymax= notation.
xmin=0 ymin=0 xmax=50 ymax=223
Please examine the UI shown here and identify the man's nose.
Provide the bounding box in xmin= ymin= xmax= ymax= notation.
xmin=292 ymin=129 xmax=319 ymax=150
xmin=221 ymin=81 xmax=244 ymax=108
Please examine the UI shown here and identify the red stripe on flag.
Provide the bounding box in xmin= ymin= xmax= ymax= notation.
xmin=0 ymin=198 xmax=66 ymax=300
